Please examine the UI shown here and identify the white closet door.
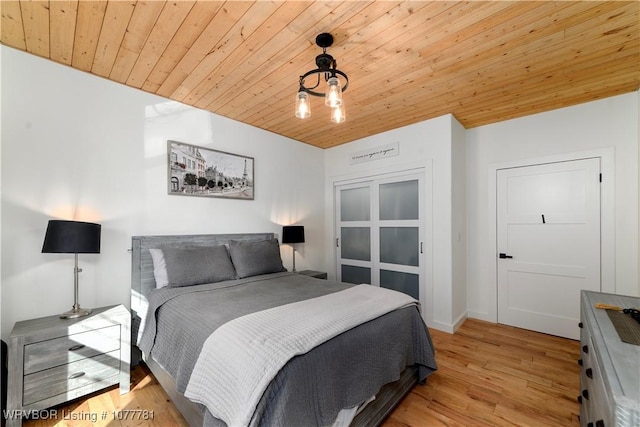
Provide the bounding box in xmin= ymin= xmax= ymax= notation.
xmin=335 ymin=172 xmax=425 ymax=303
xmin=336 ymin=182 xmax=374 ymax=285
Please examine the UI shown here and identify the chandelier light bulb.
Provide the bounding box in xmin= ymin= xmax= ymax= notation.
xmin=331 ymin=103 xmax=346 ymax=123
xmin=325 ymin=76 xmax=343 ymax=108
xmin=295 ymin=91 xmax=311 ymax=118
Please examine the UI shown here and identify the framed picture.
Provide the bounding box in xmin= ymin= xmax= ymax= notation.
xmin=167 ymin=140 xmax=254 ymax=200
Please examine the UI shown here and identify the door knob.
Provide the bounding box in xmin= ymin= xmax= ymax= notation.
xmin=499 ymin=253 xmax=513 ymax=259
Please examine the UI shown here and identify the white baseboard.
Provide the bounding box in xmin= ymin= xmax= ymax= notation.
xmin=429 ymin=311 xmax=468 ymax=334
xmin=467 ymin=310 xmax=495 ymax=323
xmin=429 ymin=320 xmax=454 ymax=333
xmin=452 ymin=312 xmax=467 ymax=332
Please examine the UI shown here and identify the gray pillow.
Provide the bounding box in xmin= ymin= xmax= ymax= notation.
xmin=161 ymin=245 xmax=237 ymax=287
xmin=228 ymin=239 xmax=286 ymax=278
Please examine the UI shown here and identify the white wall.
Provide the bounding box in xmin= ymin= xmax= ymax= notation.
xmin=324 ymin=114 xmax=467 ymax=332
xmin=451 ymin=118 xmax=467 ymax=329
xmin=467 ymin=92 xmax=639 ymax=322
xmin=0 ymin=46 xmax=325 ymax=339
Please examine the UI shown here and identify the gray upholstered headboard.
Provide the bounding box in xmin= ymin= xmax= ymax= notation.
xmin=130 ymin=233 xmax=275 ymax=342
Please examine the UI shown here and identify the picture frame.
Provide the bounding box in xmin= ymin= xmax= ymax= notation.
xmin=167 ymin=140 xmax=254 ymax=200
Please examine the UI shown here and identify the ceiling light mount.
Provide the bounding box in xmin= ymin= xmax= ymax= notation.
xmin=295 ymin=33 xmax=348 ymax=122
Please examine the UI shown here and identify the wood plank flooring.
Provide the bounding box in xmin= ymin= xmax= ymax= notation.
xmin=22 ymin=319 xmax=580 ymax=427
xmin=382 ymin=319 xmax=580 ymax=426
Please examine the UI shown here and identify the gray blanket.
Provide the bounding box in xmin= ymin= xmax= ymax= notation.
xmin=139 ymin=272 xmax=437 ymax=426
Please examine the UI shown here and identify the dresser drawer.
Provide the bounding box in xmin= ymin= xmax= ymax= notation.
xmin=23 ymin=350 xmax=121 ymax=406
xmin=24 ymin=325 xmax=120 ymax=374
xmin=579 ymin=291 xmax=640 ymax=427
xmin=581 ymin=322 xmax=611 ymax=426
xmin=585 ymin=344 xmax=613 ymax=427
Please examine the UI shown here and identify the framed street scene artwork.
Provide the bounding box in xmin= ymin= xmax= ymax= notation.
xmin=168 ymin=140 xmax=254 ymax=200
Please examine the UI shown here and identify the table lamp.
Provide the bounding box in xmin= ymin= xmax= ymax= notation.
xmin=282 ymin=225 xmax=305 ymax=272
xmin=42 ymin=220 xmax=101 ymax=319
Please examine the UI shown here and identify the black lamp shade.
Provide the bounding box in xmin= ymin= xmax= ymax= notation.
xmin=282 ymin=225 xmax=305 ymax=244
xmin=42 ymin=220 xmax=101 ymax=254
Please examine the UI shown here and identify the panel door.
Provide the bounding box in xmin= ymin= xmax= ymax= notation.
xmin=497 ymin=158 xmax=601 ymax=339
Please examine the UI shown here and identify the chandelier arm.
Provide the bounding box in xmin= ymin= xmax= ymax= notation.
xmin=299 ymin=68 xmax=349 ymax=97
xmin=298 ymin=73 xmax=321 ymax=92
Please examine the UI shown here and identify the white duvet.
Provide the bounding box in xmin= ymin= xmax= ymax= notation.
xmin=184 ymin=284 xmax=417 ymax=427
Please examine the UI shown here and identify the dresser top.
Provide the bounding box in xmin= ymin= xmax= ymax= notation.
xmin=10 ymin=305 xmax=129 ymax=340
xmin=582 ymin=291 xmax=640 ymax=408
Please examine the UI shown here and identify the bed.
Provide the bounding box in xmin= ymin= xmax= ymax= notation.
xmin=131 ymin=233 xmax=436 ymax=427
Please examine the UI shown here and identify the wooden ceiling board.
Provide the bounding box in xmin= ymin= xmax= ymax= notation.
xmin=20 ymin=0 xmax=49 ymax=58
xmin=156 ymin=1 xmax=256 ymax=99
xmin=140 ymin=1 xmax=225 ymax=93
xmin=428 ymin=11 xmax=640 ymax=120
xmin=377 ymin=8 xmax=628 ymax=108
xmin=1 ymin=0 xmax=638 ymax=148
xmin=125 ymin=1 xmax=196 ymax=89
xmin=90 ymin=0 xmax=136 ymax=77
xmin=462 ymin=61 xmax=640 ymax=123
xmin=353 ymin=3 xmax=577 ymax=107
xmin=109 ymin=0 xmax=166 ymax=83
xmin=1 ymin=1 xmax=26 ymax=50
xmin=180 ymin=1 xmax=309 ymax=107
xmin=70 ymin=0 xmax=107 ymax=71
xmin=173 ymin=1 xmax=288 ymax=103
xmin=49 ymin=0 xmax=78 ymax=65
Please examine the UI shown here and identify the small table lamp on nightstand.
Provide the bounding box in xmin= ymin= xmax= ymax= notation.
xmin=42 ymin=220 xmax=101 ymax=319
xmin=282 ymin=225 xmax=305 ymax=272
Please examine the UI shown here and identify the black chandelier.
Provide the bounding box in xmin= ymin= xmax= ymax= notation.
xmin=295 ymin=33 xmax=349 ymax=123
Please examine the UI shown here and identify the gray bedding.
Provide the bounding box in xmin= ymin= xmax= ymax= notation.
xmin=139 ymin=271 xmax=437 ymax=427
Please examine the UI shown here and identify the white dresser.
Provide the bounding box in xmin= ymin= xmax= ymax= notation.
xmin=579 ymin=291 xmax=640 ymax=427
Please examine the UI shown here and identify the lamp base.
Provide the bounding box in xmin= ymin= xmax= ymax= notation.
xmin=60 ymin=307 xmax=92 ymax=319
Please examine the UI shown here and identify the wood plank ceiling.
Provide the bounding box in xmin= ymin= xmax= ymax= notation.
xmin=1 ymin=1 xmax=639 ymax=149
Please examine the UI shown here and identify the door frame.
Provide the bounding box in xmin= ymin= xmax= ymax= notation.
xmin=330 ymin=163 xmax=433 ymax=326
xmin=484 ymin=148 xmax=614 ymax=323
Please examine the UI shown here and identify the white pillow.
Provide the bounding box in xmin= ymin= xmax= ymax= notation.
xmin=149 ymin=248 xmax=169 ymax=288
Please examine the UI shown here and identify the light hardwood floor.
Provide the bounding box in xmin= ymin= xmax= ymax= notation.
xmin=382 ymin=319 xmax=580 ymax=427
xmin=22 ymin=319 xmax=580 ymax=427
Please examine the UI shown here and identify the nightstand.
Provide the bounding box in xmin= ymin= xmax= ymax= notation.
xmin=298 ymin=270 xmax=328 ymax=280
xmin=7 ymin=305 xmax=130 ymax=427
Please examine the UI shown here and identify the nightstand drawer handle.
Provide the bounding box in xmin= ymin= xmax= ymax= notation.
xmin=68 ymin=344 xmax=86 ymax=352
xmin=68 ymin=371 xmax=86 ymax=379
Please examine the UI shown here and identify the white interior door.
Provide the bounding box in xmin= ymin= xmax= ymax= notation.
xmin=335 ymin=172 xmax=425 ymax=309
xmin=497 ymin=158 xmax=601 ymax=340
